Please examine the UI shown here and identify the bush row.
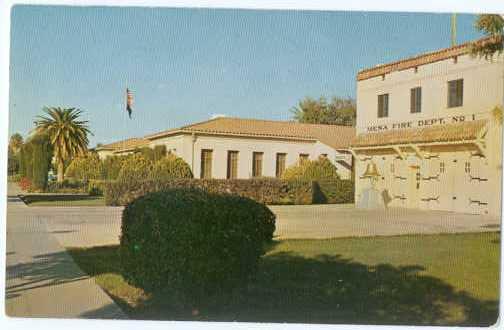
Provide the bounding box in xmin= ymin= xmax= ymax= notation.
xmin=104 ymin=177 xmax=353 ymax=206
xmin=313 ymin=179 xmax=355 ymax=204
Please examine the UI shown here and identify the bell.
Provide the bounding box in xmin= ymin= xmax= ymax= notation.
xmin=362 ymin=161 xmax=380 ymax=178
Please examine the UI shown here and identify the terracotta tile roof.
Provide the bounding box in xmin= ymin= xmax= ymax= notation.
xmin=146 ymin=117 xmax=356 ymax=150
xmin=96 ymin=137 xmax=149 ymax=152
xmin=351 ymin=120 xmax=487 ymax=148
xmin=357 ymin=36 xmax=501 ymax=81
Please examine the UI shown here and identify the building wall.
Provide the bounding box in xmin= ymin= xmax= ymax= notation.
xmin=357 ymin=53 xmax=504 ymax=134
xmin=96 ymin=149 xmax=114 ymax=160
xmin=354 ymin=133 xmax=501 ymax=216
xmin=354 ymin=53 xmax=503 ymax=216
xmin=148 ymin=134 xmax=352 ymax=180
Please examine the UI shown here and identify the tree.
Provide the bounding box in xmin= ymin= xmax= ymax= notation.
xmin=30 ymin=133 xmax=53 ymax=191
xmin=33 ymin=107 xmax=91 ymax=182
xmin=8 ymin=133 xmax=23 ymax=176
xmin=471 ymin=14 xmax=504 ymax=59
xmin=291 ymin=96 xmax=356 ymax=126
xmin=9 ymin=133 xmax=23 ymax=154
xmin=18 ymin=133 xmax=53 ymax=190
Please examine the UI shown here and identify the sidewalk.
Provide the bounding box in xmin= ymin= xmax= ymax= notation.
xmin=5 ymin=182 xmax=126 ymax=319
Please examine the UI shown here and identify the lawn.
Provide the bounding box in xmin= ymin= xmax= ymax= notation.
xmin=68 ymin=232 xmax=500 ymax=326
xmin=21 ymin=194 xmax=105 ymax=207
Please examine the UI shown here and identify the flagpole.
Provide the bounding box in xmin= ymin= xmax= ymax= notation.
xmin=451 ymin=13 xmax=457 ymax=47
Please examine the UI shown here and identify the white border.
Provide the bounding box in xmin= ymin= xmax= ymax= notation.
xmin=1 ymin=1 xmax=503 ymax=330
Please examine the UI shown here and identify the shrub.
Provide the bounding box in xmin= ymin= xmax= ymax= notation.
xmin=18 ymin=177 xmax=32 ymax=191
xmin=102 ymin=155 xmax=127 ymax=180
xmin=46 ymin=180 xmax=87 ymax=194
xmin=150 ymin=154 xmax=193 ymax=180
xmin=313 ymin=179 xmax=354 ymax=204
xmin=87 ymin=179 xmax=107 ymax=196
xmin=117 ymin=154 xmax=153 ymax=185
xmin=136 ymin=145 xmax=167 ymax=162
xmin=120 ymin=189 xmax=276 ymax=302
xmin=65 ymin=153 xmax=104 ymax=183
xmin=153 ymin=145 xmax=167 ymax=161
xmin=282 ymin=157 xmax=340 ymax=181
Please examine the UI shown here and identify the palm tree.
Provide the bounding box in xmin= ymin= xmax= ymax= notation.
xmin=471 ymin=14 xmax=503 ymax=59
xmin=33 ymin=107 xmax=92 ymax=182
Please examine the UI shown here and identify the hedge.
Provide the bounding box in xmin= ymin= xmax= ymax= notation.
xmin=87 ymin=179 xmax=108 ymax=196
xmin=46 ymin=180 xmax=88 ymax=194
xmin=150 ymin=154 xmax=193 ymax=180
xmin=104 ymin=178 xmax=354 ymax=206
xmin=313 ymin=179 xmax=355 ymax=204
xmin=102 ymin=155 xmax=128 ymax=180
xmin=120 ymin=188 xmax=276 ymax=302
xmin=65 ymin=154 xmax=103 ymax=183
xmin=117 ymin=154 xmax=153 ymax=185
xmin=136 ymin=145 xmax=167 ymax=162
xmin=282 ymin=157 xmax=340 ymax=181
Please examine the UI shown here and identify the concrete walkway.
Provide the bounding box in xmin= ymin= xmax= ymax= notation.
xmin=5 ymin=183 xmax=126 ymax=319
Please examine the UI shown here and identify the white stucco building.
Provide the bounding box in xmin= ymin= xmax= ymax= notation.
xmin=97 ymin=117 xmax=355 ymax=180
xmin=350 ymin=37 xmax=503 ymax=216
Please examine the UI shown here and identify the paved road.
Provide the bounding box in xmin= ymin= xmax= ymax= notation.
xmin=5 ymin=183 xmax=126 ymax=319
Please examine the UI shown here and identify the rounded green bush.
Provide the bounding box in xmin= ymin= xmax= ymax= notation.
xmin=282 ymin=157 xmax=340 ymax=181
xmin=117 ymin=154 xmax=153 ymax=184
xmin=150 ymin=153 xmax=193 ymax=180
xmin=120 ymin=188 xmax=276 ymax=302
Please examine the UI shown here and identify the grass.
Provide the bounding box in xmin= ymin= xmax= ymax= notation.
xmin=68 ymin=232 xmax=500 ymax=325
xmin=21 ymin=194 xmax=105 ymax=207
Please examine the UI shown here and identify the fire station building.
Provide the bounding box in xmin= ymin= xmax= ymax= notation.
xmin=350 ymin=37 xmax=503 ymax=216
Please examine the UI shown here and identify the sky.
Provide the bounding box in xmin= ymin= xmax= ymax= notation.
xmin=9 ymin=6 xmax=485 ymax=147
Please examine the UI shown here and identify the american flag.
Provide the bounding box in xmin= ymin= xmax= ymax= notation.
xmin=126 ymin=88 xmax=133 ymax=119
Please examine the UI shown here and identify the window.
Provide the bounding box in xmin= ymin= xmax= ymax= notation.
xmin=276 ymin=153 xmax=287 ymax=178
xmin=448 ymin=79 xmax=463 ymax=108
xmin=377 ymin=94 xmax=389 ymax=118
xmin=227 ymin=151 xmax=239 ymax=179
xmin=299 ymin=153 xmax=309 ymax=162
xmin=410 ymin=87 xmax=422 ymax=113
xmin=252 ymin=152 xmax=263 ymax=177
xmin=465 ymin=162 xmax=471 ymax=174
xmin=440 ymin=162 xmax=445 ymax=173
xmin=200 ymin=149 xmax=213 ymax=179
